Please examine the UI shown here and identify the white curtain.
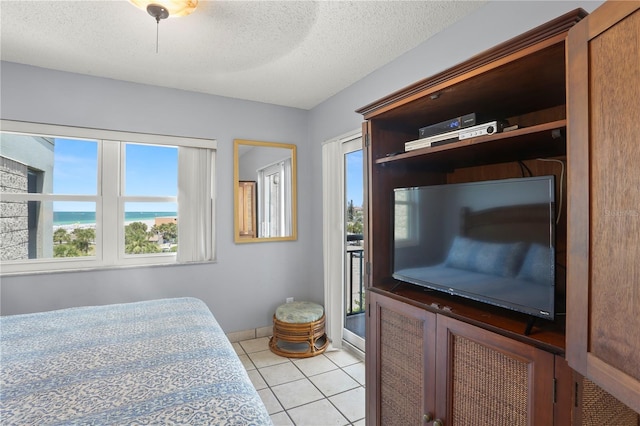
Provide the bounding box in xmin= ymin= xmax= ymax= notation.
xmin=322 ymin=139 xmax=345 ymax=348
xmin=177 ymin=147 xmax=216 ymax=262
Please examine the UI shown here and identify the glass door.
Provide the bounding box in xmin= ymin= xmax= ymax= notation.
xmin=343 ymin=138 xmax=365 ymax=351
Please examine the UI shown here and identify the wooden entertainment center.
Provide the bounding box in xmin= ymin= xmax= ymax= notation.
xmin=357 ymin=2 xmax=640 ymax=425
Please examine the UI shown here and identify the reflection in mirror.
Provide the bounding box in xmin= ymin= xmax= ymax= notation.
xmin=234 ymin=139 xmax=297 ymax=243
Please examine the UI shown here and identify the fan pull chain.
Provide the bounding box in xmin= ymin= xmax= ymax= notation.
xmin=155 ymin=18 xmax=160 ymax=53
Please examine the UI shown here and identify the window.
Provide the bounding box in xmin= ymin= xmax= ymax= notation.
xmin=394 ymin=188 xmax=419 ymax=247
xmin=0 ymin=120 xmax=216 ymax=274
xmin=257 ymin=158 xmax=293 ymax=238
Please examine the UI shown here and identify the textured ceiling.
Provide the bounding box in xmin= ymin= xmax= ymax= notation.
xmin=0 ymin=1 xmax=485 ymax=109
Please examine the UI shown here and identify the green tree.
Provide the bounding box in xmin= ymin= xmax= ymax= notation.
xmin=346 ymin=202 xmax=364 ymax=235
xmin=70 ymin=228 xmax=95 ymax=254
xmin=125 ymin=222 xmax=161 ymax=254
xmin=347 ymin=199 xmax=355 ymax=221
xmin=126 ymin=221 xmax=149 ymax=236
xmin=347 ymin=220 xmax=363 ymax=234
xmin=53 ymin=228 xmax=69 ymax=244
xmin=54 ymin=244 xmax=81 ymax=258
xmin=151 ymin=222 xmax=177 ymax=243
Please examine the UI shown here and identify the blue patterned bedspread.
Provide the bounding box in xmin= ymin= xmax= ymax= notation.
xmin=0 ymin=297 xmax=272 ymax=425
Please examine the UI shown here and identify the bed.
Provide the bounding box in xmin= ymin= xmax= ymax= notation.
xmin=0 ymin=297 xmax=272 ymax=425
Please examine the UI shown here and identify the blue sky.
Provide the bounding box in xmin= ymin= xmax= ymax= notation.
xmin=54 ymin=138 xmax=364 ymax=211
xmin=54 ymin=139 xmax=177 ymax=212
xmin=124 ymin=143 xmax=177 ymax=196
xmin=53 ymin=138 xmax=98 ymax=195
xmin=346 ymin=150 xmax=363 ymax=207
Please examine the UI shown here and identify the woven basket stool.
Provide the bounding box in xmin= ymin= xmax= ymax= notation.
xmin=269 ymin=301 xmax=329 ymax=358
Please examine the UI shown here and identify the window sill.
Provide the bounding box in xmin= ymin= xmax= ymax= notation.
xmin=0 ymin=259 xmax=218 ymax=277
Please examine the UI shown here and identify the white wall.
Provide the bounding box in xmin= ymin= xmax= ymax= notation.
xmin=0 ymin=1 xmax=604 ymax=332
xmin=0 ymin=63 xmax=313 ymax=333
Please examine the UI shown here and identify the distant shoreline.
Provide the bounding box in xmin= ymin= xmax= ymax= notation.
xmin=54 ymin=216 xmax=176 ymax=231
xmin=53 ymin=211 xmax=177 ymax=227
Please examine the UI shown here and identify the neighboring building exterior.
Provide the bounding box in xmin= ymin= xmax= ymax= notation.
xmin=154 ymin=217 xmax=177 ymax=226
xmin=0 ymin=134 xmax=55 ymax=260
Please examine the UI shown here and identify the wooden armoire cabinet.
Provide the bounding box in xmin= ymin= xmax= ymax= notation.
xmin=359 ymin=1 xmax=640 ymax=424
xmin=566 ymin=1 xmax=640 ymax=414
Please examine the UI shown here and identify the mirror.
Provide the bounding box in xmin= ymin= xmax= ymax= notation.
xmin=234 ymin=139 xmax=297 ymax=243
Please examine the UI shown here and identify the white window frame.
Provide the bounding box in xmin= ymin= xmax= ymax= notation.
xmin=393 ymin=188 xmax=420 ymax=248
xmin=257 ymin=158 xmax=292 ymax=238
xmin=0 ymin=120 xmax=217 ymax=274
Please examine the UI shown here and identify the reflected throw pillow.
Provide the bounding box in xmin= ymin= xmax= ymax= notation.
xmin=517 ymin=243 xmax=554 ymax=284
xmin=445 ymin=236 xmax=528 ymax=277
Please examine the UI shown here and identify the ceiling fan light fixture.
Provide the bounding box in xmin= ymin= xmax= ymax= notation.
xmin=146 ymin=4 xmax=169 ymax=22
xmin=129 ymin=0 xmax=199 ymax=19
xmin=130 ymin=0 xmax=198 ymax=52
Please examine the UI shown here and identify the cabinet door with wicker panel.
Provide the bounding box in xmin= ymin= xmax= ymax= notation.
xmin=573 ymin=374 xmax=640 ymax=426
xmin=435 ymin=315 xmax=555 ymax=426
xmin=366 ymin=291 xmax=437 ymax=426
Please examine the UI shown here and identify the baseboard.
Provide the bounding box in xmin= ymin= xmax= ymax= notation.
xmin=226 ymin=325 xmax=272 ymax=343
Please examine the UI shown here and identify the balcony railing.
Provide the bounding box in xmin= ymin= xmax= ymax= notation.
xmin=346 ymin=234 xmax=365 ymax=317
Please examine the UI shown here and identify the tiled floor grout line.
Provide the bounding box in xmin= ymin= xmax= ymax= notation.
xmin=254 ymin=356 xmax=353 ymax=422
xmin=269 ymin=358 xmax=359 ymax=419
xmin=317 ymin=369 xmax=364 ymax=426
xmin=236 ymin=337 xmax=365 ymax=426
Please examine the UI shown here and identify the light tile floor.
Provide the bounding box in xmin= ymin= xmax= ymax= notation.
xmin=233 ymin=336 xmax=366 ymax=426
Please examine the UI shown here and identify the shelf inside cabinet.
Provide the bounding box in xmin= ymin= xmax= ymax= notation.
xmin=375 ymin=119 xmax=566 ymax=170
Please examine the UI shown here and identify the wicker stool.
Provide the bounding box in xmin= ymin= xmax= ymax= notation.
xmin=269 ymin=301 xmax=329 ymax=358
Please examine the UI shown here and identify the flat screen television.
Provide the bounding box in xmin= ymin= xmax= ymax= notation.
xmin=392 ymin=176 xmax=556 ymax=320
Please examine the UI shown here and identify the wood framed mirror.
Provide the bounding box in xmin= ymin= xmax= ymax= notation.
xmin=234 ymin=139 xmax=297 ymax=243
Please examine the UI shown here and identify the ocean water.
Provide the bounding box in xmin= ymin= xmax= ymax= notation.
xmin=53 ymin=212 xmax=177 ymax=226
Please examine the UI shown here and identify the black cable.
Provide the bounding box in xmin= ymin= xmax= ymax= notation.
xmin=518 ymin=160 xmax=533 ymax=177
